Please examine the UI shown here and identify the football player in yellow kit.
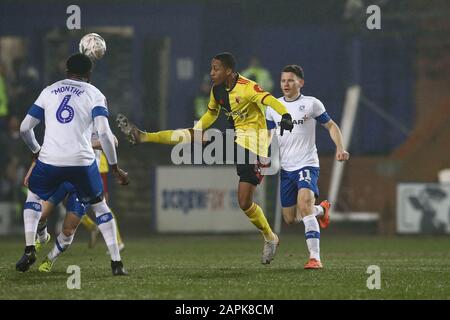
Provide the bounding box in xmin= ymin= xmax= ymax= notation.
xmin=117 ymin=52 xmax=293 ymax=264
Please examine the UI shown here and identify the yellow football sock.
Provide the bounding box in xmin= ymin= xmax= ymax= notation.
xmin=244 ymin=203 xmax=275 ymax=241
xmin=80 ymin=215 xmax=97 ymax=231
xmin=142 ymin=129 xmax=191 ymax=145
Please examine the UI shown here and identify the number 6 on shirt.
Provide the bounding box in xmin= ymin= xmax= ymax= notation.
xmin=56 ymin=95 xmax=75 ymax=124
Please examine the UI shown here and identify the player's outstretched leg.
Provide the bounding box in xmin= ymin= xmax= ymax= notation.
xmin=16 ymin=191 xmax=43 ymax=272
xmin=116 ymin=113 xmax=192 ymax=145
xmin=91 ymin=199 xmax=128 ymax=276
xmin=116 ymin=113 xmax=143 ymax=144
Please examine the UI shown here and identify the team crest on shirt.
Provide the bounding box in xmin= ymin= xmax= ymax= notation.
xmin=299 ymin=105 xmax=305 ymax=111
xmin=302 ymin=114 xmax=309 ymax=121
xmin=235 ymin=96 xmax=242 ymax=104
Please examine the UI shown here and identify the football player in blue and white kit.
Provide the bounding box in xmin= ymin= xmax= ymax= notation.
xmin=266 ymin=65 xmax=349 ymax=269
xmin=21 ymin=134 xmax=121 ymax=272
xmin=16 ymin=53 xmax=129 ymax=275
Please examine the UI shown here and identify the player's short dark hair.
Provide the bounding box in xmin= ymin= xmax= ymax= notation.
xmin=213 ymin=52 xmax=236 ymax=71
xmin=66 ymin=53 xmax=92 ymax=76
xmin=282 ymin=64 xmax=304 ymax=79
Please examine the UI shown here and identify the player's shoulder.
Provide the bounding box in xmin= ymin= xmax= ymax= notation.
xmin=300 ymin=94 xmax=318 ymax=102
xmin=237 ymin=74 xmax=253 ymax=86
xmin=80 ymin=82 xmax=107 ymax=105
xmin=238 ymin=74 xmax=267 ymax=96
xmin=80 ymin=81 xmax=104 ymax=96
xmin=237 ymin=74 xmax=262 ymax=90
xmin=300 ymin=94 xmax=323 ymax=105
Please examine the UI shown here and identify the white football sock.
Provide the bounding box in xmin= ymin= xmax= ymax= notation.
xmin=303 ymin=214 xmax=321 ymax=261
xmin=37 ymin=219 xmax=48 ymax=243
xmin=48 ymin=232 xmax=74 ymax=262
xmin=23 ymin=191 xmax=42 ymax=246
xmin=91 ymin=200 xmax=121 ymax=261
xmin=314 ymin=205 xmax=324 ymax=217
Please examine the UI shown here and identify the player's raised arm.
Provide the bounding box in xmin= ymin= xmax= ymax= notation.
xmin=93 ymin=109 xmax=129 ymax=185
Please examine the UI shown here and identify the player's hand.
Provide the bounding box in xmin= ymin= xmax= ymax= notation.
xmin=111 ymin=165 xmax=130 ymax=186
xmin=23 ymin=168 xmax=32 ymax=187
xmin=23 ymin=161 xmax=36 ymax=187
xmin=336 ymin=149 xmax=350 ymax=162
xmin=280 ymin=113 xmax=294 ymax=136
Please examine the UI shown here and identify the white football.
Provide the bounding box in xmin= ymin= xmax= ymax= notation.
xmin=79 ymin=33 xmax=106 ymax=60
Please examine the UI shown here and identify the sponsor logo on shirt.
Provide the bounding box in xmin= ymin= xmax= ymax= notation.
xmin=224 ymin=109 xmax=248 ymax=120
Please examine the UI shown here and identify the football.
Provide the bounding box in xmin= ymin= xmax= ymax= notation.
xmin=79 ymin=33 xmax=106 ymax=60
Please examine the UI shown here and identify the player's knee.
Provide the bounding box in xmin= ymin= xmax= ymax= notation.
xmin=91 ymin=199 xmax=110 ymax=215
xmin=238 ymin=197 xmax=253 ymax=211
xmin=62 ymin=226 xmax=75 ymax=237
xmin=89 ymin=195 xmax=104 ymax=205
xmin=298 ymin=201 xmax=313 ymax=216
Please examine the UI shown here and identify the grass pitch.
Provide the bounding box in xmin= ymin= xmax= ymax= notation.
xmin=1 ymin=234 xmax=449 ymax=299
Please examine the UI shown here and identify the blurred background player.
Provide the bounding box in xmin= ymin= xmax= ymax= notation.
xmin=0 ymin=63 xmax=9 ymax=125
xmin=266 ymin=64 xmax=349 ymax=269
xmin=117 ymin=52 xmax=294 ymax=264
xmin=16 ymin=53 xmax=129 ymax=275
xmin=193 ymin=74 xmax=211 ymax=120
xmin=241 ymin=56 xmax=274 ymax=93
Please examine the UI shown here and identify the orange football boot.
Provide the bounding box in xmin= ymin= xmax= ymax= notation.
xmin=304 ymin=258 xmax=323 ymax=269
xmin=318 ymin=200 xmax=331 ymax=229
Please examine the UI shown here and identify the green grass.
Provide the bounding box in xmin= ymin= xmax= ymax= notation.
xmin=1 ymin=235 xmax=450 ymax=299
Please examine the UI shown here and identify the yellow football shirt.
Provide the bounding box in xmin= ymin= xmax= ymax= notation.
xmin=207 ymin=75 xmax=272 ymax=157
